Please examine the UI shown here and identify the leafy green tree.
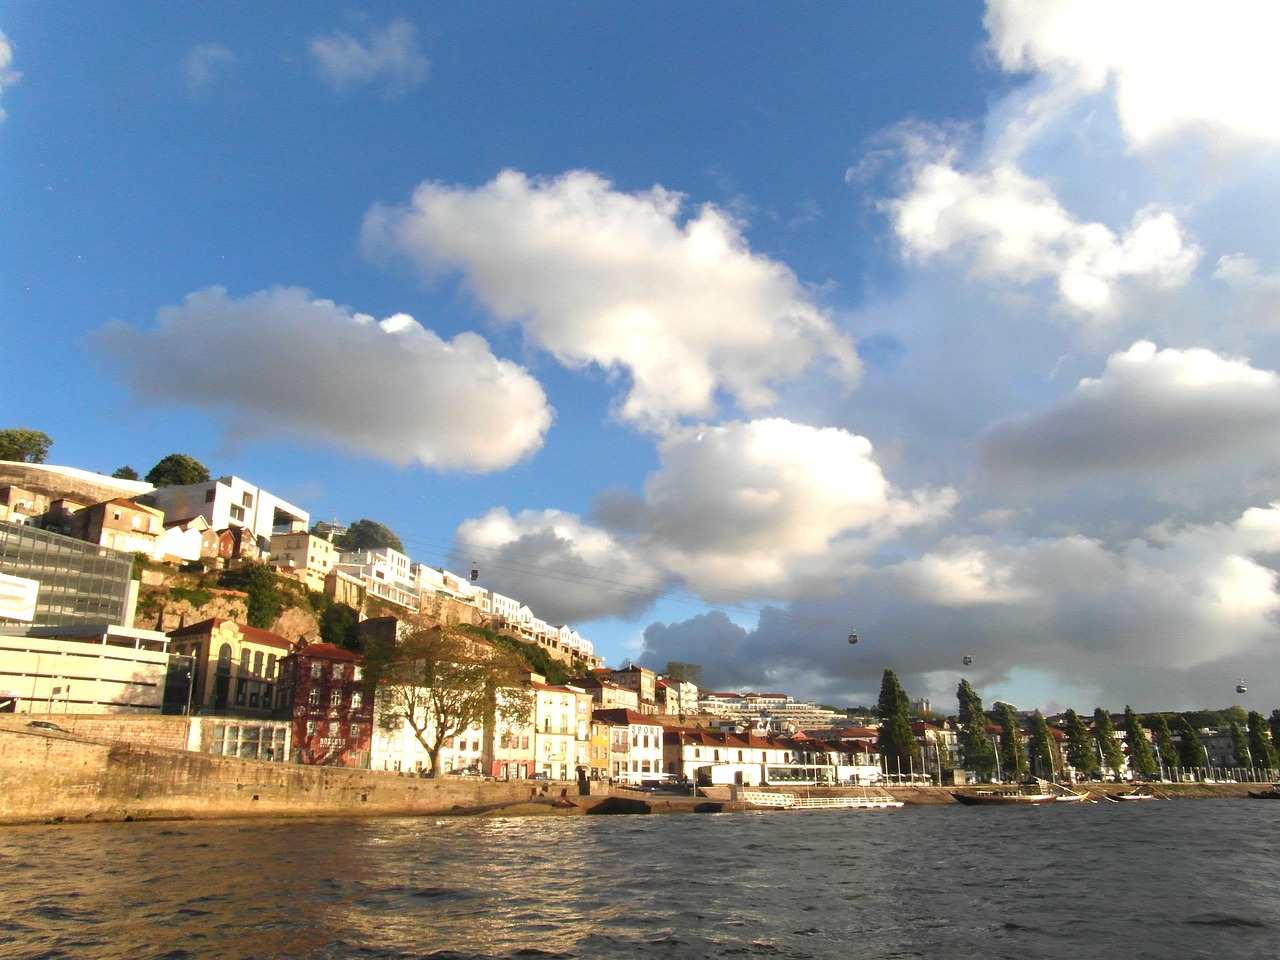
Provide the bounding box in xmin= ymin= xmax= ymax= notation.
xmin=1247 ymin=711 xmax=1279 ymax=771
xmin=146 ymin=453 xmax=211 ymax=486
xmin=319 ymin=603 xmax=361 ymax=652
xmin=1123 ymin=706 xmax=1158 ymax=779
xmin=1150 ymin=714 xmax=1178 ymax=776
xmin=0 ymin=428 xmax=52 ymax=463
xmin=662 ymin=661 xmax=704 ymax=686
xmin=335 ymin=518 xmax=404 ymax=554
xmin=1176 ymin=716 xmax=1205 ymax=769
xmin=1093 ymin=708 xmax=1126 ymax=780
xmin=995 ymin=702 xmax=1027 ymax=780
xmin=218 ymin=562 xmax=282 ymax=629
xmin=364 ymin=619 xmax=533 ymax=777
xmin=111 ymin=465 xmax=140 ymax=480
xmin=1026 ymin=710 xmax=1057 ymax=779
xmin=1270 ymin=709 xmax=1280 ymax=750
xmin=1064 ymin=709 xmax=1099 ymax=779
xmin=876 ymin=669 xmax=921 ymax=775
xmin=956 ymin=679 xmax=997 ymax=780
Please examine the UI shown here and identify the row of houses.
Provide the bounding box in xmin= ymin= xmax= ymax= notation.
xmin=0 ymin=460 xmax=601 ymax=669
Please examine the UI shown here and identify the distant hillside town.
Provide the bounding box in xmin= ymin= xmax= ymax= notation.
xmin=3 ymin=448 xmax=1279 ymax=792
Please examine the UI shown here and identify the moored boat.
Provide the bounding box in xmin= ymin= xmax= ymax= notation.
xmin=1106 ymin=788 xmax=1158 ymax=802
xmin=951 ymin=789 xmax=1057 ymax=806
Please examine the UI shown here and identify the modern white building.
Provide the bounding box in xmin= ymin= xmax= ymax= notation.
xmin=145 ymin=476 xmax=308 ymax=556
xmin=332 ymin=546 xmax=417 ymax=610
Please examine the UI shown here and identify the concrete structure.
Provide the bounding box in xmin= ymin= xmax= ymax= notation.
xmin=0 ymin=461 xmax=154 ymax=527
xmin=276 ymin=642 xmax=372 ymax=767
xmin=0 ymin=623 xmax=173 ymax=714
xmin=332 ymin=546 xmax=417 ymax=611
xmin=144 ymin=475 xmax=308 ymax=559
xmin=167 ymin=618 xmax=296 ymax=716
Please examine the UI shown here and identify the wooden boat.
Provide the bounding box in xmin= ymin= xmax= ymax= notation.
xmin=951 ymin=789 xmax=1057 ymax=806
xmin=739 ymin=789 xmax=905 ymax=810
xmin=1247 ymin=788 xmax=1280 ymax=799
xmin=1106 ymin=788 xmax=1157 ymax=802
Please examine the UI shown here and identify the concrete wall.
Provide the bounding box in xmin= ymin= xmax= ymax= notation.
xmin=0 ymin=717 xmax=564 ymax=824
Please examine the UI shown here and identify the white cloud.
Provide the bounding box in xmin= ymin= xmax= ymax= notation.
xmin=185 ymin=43 xmax=236 ymax=93
xmin=890 ymin=157 xmax=1200 ymax=320
xmin=95 ymin=286 xmax=552 ymax=473
xmin=981 ymin=341 xmax=1280 ymax=481
xmin=0 ymin=29 xmax=21 ymax=122
xmin=986 ymin=0 xmax=1280 ymax=152
xmin=309 ymin=19 xmax=428 ymax=96
xmin=459 ymin=418 xmax=955 ymax=619
xmin=363 ymin=169 xmax=861 ymax=431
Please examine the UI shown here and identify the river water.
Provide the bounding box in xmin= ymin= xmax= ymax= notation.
xmin=1 ymin=799 xmax=1277 ymax=959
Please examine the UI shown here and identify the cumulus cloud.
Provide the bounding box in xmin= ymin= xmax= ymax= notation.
xmin=309 ymin=19 xmax=428 ymax=96
xmin=455 ymin=418 xmax=955 ymax=622
xmin=363 ymin=169 xmax=861 ymax=431
xmin=0 ymin=29 xmax=20 ymax=122
xmin=986 ymin=0 xmax=1280 ymax=152
xmin=94 ymin=286 xmax=552 ymax=472
xmin=185 ymin=43 xmax=236 ymax=93
xmin=889 ymin=156 xmax=1200 ymax=320
xmin=981 ymin=341 xmax=1280 ymax=481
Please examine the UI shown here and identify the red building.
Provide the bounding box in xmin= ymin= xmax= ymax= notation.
xmin=276 ymin=642 xmax=373 ymax=767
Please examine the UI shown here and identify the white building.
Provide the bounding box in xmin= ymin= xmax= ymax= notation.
xmin=145 ymin=476 xmax=308 ymax=555
xmin=269 ymin=531 xmax=340 ymax=591
xmin=332 ymin=546 xmax=417 ymax=610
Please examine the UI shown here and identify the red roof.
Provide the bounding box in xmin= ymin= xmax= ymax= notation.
xmin=292 ymin=642 xmax=362 ymax=662
xmin=168 ymin=617 xmax=296 ymax=650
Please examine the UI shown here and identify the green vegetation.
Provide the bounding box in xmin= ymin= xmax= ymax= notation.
xmin=146 ymin=453 xmax=211 ymax=487
xmin=1248 ymin=711 xmax=1279 ymax=770
xmin=876 ymin=669 xmax=921 ymax=774
xmin=217 ymin=562 xmax=282 ymax=629
xmin=956 ymin=679 xmax=997 ymax=779
xmin=1150 ymin=714 xmax=1179 ymax=773
xmin=1123 ymin=706 xmax=1159 ymax=778
xmin=1175 ymin=715 xmax=1204 ymax=767
xmin=1093 ymin=708 xmax=1125 ymax=780
xmin=1026 ymin=709 xmax=1057 ymax=779
xmin=168 ymin=584 xmax=214 ymax=609
xmin=1064 ymin=709 xmax=1098 ymax=779
xmin=111 ymin=465 xmax=140 ymax=480
xmin=332 ymin=518 xmax=404 ymax=554
xmin=995 ymin=702 xmax=1027 ymax=780
xmin=0 ymin=427 xmax=52 ymax=463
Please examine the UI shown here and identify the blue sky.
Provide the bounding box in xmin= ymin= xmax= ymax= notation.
xmin=6 ymin=2 xmax=1280 ymax=715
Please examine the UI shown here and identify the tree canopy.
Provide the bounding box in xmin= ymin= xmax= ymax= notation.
xmin=995 ymin=702 xmax=1027 ymax=780
xmin=0 ymin=428 xmax=52 ymax=463
xmin=334 ymin=518 xmax=404 ymax=554
xmin=1123 ymin=706 xmax=1159 ymax=779
xmin=1247 ymin=711 xmax=1279 ymax=771
xmin=1026 ymin=710 xmax=1057 ymax=779
xmin=363 ymin=619 xmax=532 ymax=777
xmin=145 ymin=453 xmax=211 ymax=487
xmin=1150 ymin=714 xmax=1179 ymax=773
xmin=1064 ymin=709 xmax=1098 ymax=779
xmin=876 ymin=669 xmax=921 ymax=775
xmin=956 ymin=679 xmax=997 ymax=779
xmin=111 ymin=465 xmax=140 ymax=480
xmin=1175 ymin=716 xmax=1205 ymax=768
xmin=1093 ymin=708 xmax=1126 ymax=780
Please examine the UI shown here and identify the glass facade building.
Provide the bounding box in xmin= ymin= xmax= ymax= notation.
xmin=0 ymin=521 xmax=134 ymax=626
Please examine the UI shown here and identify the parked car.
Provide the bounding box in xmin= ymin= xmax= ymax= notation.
xmin=27 ymin=720 xmax=65 ymax=732
xmin=449 ymin=767 xmax=483 ymax=777
xmin=530 ymin=772 xmax=551 ymax=781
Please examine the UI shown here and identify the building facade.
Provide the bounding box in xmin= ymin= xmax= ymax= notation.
xmin=168 ymin=618 xmax=295 ymax=716
xmin=276 ymin=642 xmax=373 ymax=767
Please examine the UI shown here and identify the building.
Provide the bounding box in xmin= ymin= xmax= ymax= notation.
xmin=276 ymin=642 xmax=372 ymax=767
xmin=332 ymin=546 xmax=417 ymax=610
xmin=0 ymin=622 xmax=176 ymax=714
xmin=530 ymin=676 xmax=593 ymax=781
xmin=0 ymin=461 xmax=154 ymax=527
xmin=43 ymin=497 xmax=165 ymax=557
xmin=0 ymin=521 xmax=138 ymax=627
xmin=594 ymin=708 xmax=665 ymax=784
xmin=603 ymin=663 xmax=657 ymax=714
xmin=144 ymin=475 xmax=309 ymax=560
xmin=569 ymin=674 xmax=641 ymax=711
xmin=268 ymin=530 xmax=340 ymax=591
xmin=167 ymin=618 xmax=296 ymax=716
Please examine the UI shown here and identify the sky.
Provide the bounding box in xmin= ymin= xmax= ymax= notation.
xmin=5 ymin=1 xmax=1280 ymax=716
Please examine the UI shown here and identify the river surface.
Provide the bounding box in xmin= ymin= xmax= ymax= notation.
xmin=1 ymin=799 xmax=1278 ymax=959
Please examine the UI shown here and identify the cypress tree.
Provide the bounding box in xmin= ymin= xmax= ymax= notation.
xmin=1247 ymin=711 xmax=1280 ymax=771
xmin=956 ymin=679 xmax=997 ymax=780
xmin=1150 ymin=714 xmax=1178 ymax=776
xmin=1093 ymin=708 xmax=1126 ymax=780
xmin=876 ymin=669 xmax=921 ymax=776
xmin=1229 ymin=721 xmax=1251 ymax=768
xmin=1064 ymin=709 xmax=1098 ymax=779
xmin=1270 ymin=709 xmax=1280 ymax=751
xmin=995 ymin=702 xmax=1027 ymax=780
xmin=1026 ymin=710 xmax=1057 ymax=780
xmin=1123 ymin=706 xmax=1158 ymax=779
xmin=1176 ymin=715 xmax=1205 ymax=769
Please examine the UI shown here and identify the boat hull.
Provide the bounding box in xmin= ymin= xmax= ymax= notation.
xmin=952 ymin=791 xmax=1057 ymax=806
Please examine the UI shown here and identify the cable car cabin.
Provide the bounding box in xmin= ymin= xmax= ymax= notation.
xmin=1237 ymin=681 xmax=1248 ymax=694
xmin=963 ymin=656 xmax=973 ymax=666
xmin=847 ymin=631 xmax=858 ymax=644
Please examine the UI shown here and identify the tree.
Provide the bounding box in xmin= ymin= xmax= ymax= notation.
xmin=336 ymin=518 xmax=404 ymax=554
xmin=1176 ymin=715 xmax=1205 ymax=769
xmin=876 ymin=669 xmax=921 ymax=776
xmin=1064 ymin=709 xmax=1098 ymax=779
xmin=319 ymin=603 xmax=361 ymax=652
xmin=1093 ymin=708 xmax=1126 ymax=780
xmin=1270 ymin=709 xmax=1280 ymax=750
xmin=364 ymin=619 xmax=532 ymax=777
xmin=0 ymin=428 xmax=52 ymax=463
xmin=146 ymin=453 xmax=211 ymax=487
xmin=1026 ymin=710 xmax=1058 ymax=780
xmin=1123 ymin=706 xmax=1158 ymax=779
xmin=995 ymin=702 xmax=1027 ymax=781
xmin=1247 ymin=710 xmax=1279 ymax=772
xmin=662 ymin=661 xmax=704 ymax=687
xmin=111 ymin=465 xmax=140 ymax=480
xmin=1150 ymin=714 xmax=1179 ymax=775
xmin=218 ymin=562 xmax=282 ymax=629
xmin=956 ymin=679 xmax=997 ymax=780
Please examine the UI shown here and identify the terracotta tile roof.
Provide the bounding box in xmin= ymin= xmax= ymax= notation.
xmin=293 ymin=642 xmax=362 ymax=662
xmin=167 ymin=617 xmax=296 ymax=650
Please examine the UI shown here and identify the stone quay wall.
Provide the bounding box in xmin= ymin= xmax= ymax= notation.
xmin=0 ymin=718 xmax=557 ymax=825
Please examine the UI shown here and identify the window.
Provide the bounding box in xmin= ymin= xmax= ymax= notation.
xmin=329 ymin=721 xmax=342 ymax=736
xmin=242 ymin=492 xmax=254 ymax=508
xmin=350 ymin=724 xmax=361 ymax=738
xmin=235 ymin=679 xmax=246 ymax=705
xmin=267 ymin=654 xmax=276 ymax=679
xmin=308 ymin=689 xmax=319 ymax=706
xmin=310 ymin=662 xmax=322 ymax=678
xmin=229 ymin=504 xmax=245 ymax=523
xmin=330 ymin=691 xmax=343 ymax=708
xmin=350 ymin=692 xmax=361 ymax=710
xmin=332 ymin=663 xmax=344 ymax=680
xmin=253 ymin=651 xmax=264 ymax=676
xmin=240 ymin=651 xmax=250 ymax=675
xmin=306 ymin=721 xmax=317 ymax=735
xmin=205 ymin=489 xmax=216 ymax=503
